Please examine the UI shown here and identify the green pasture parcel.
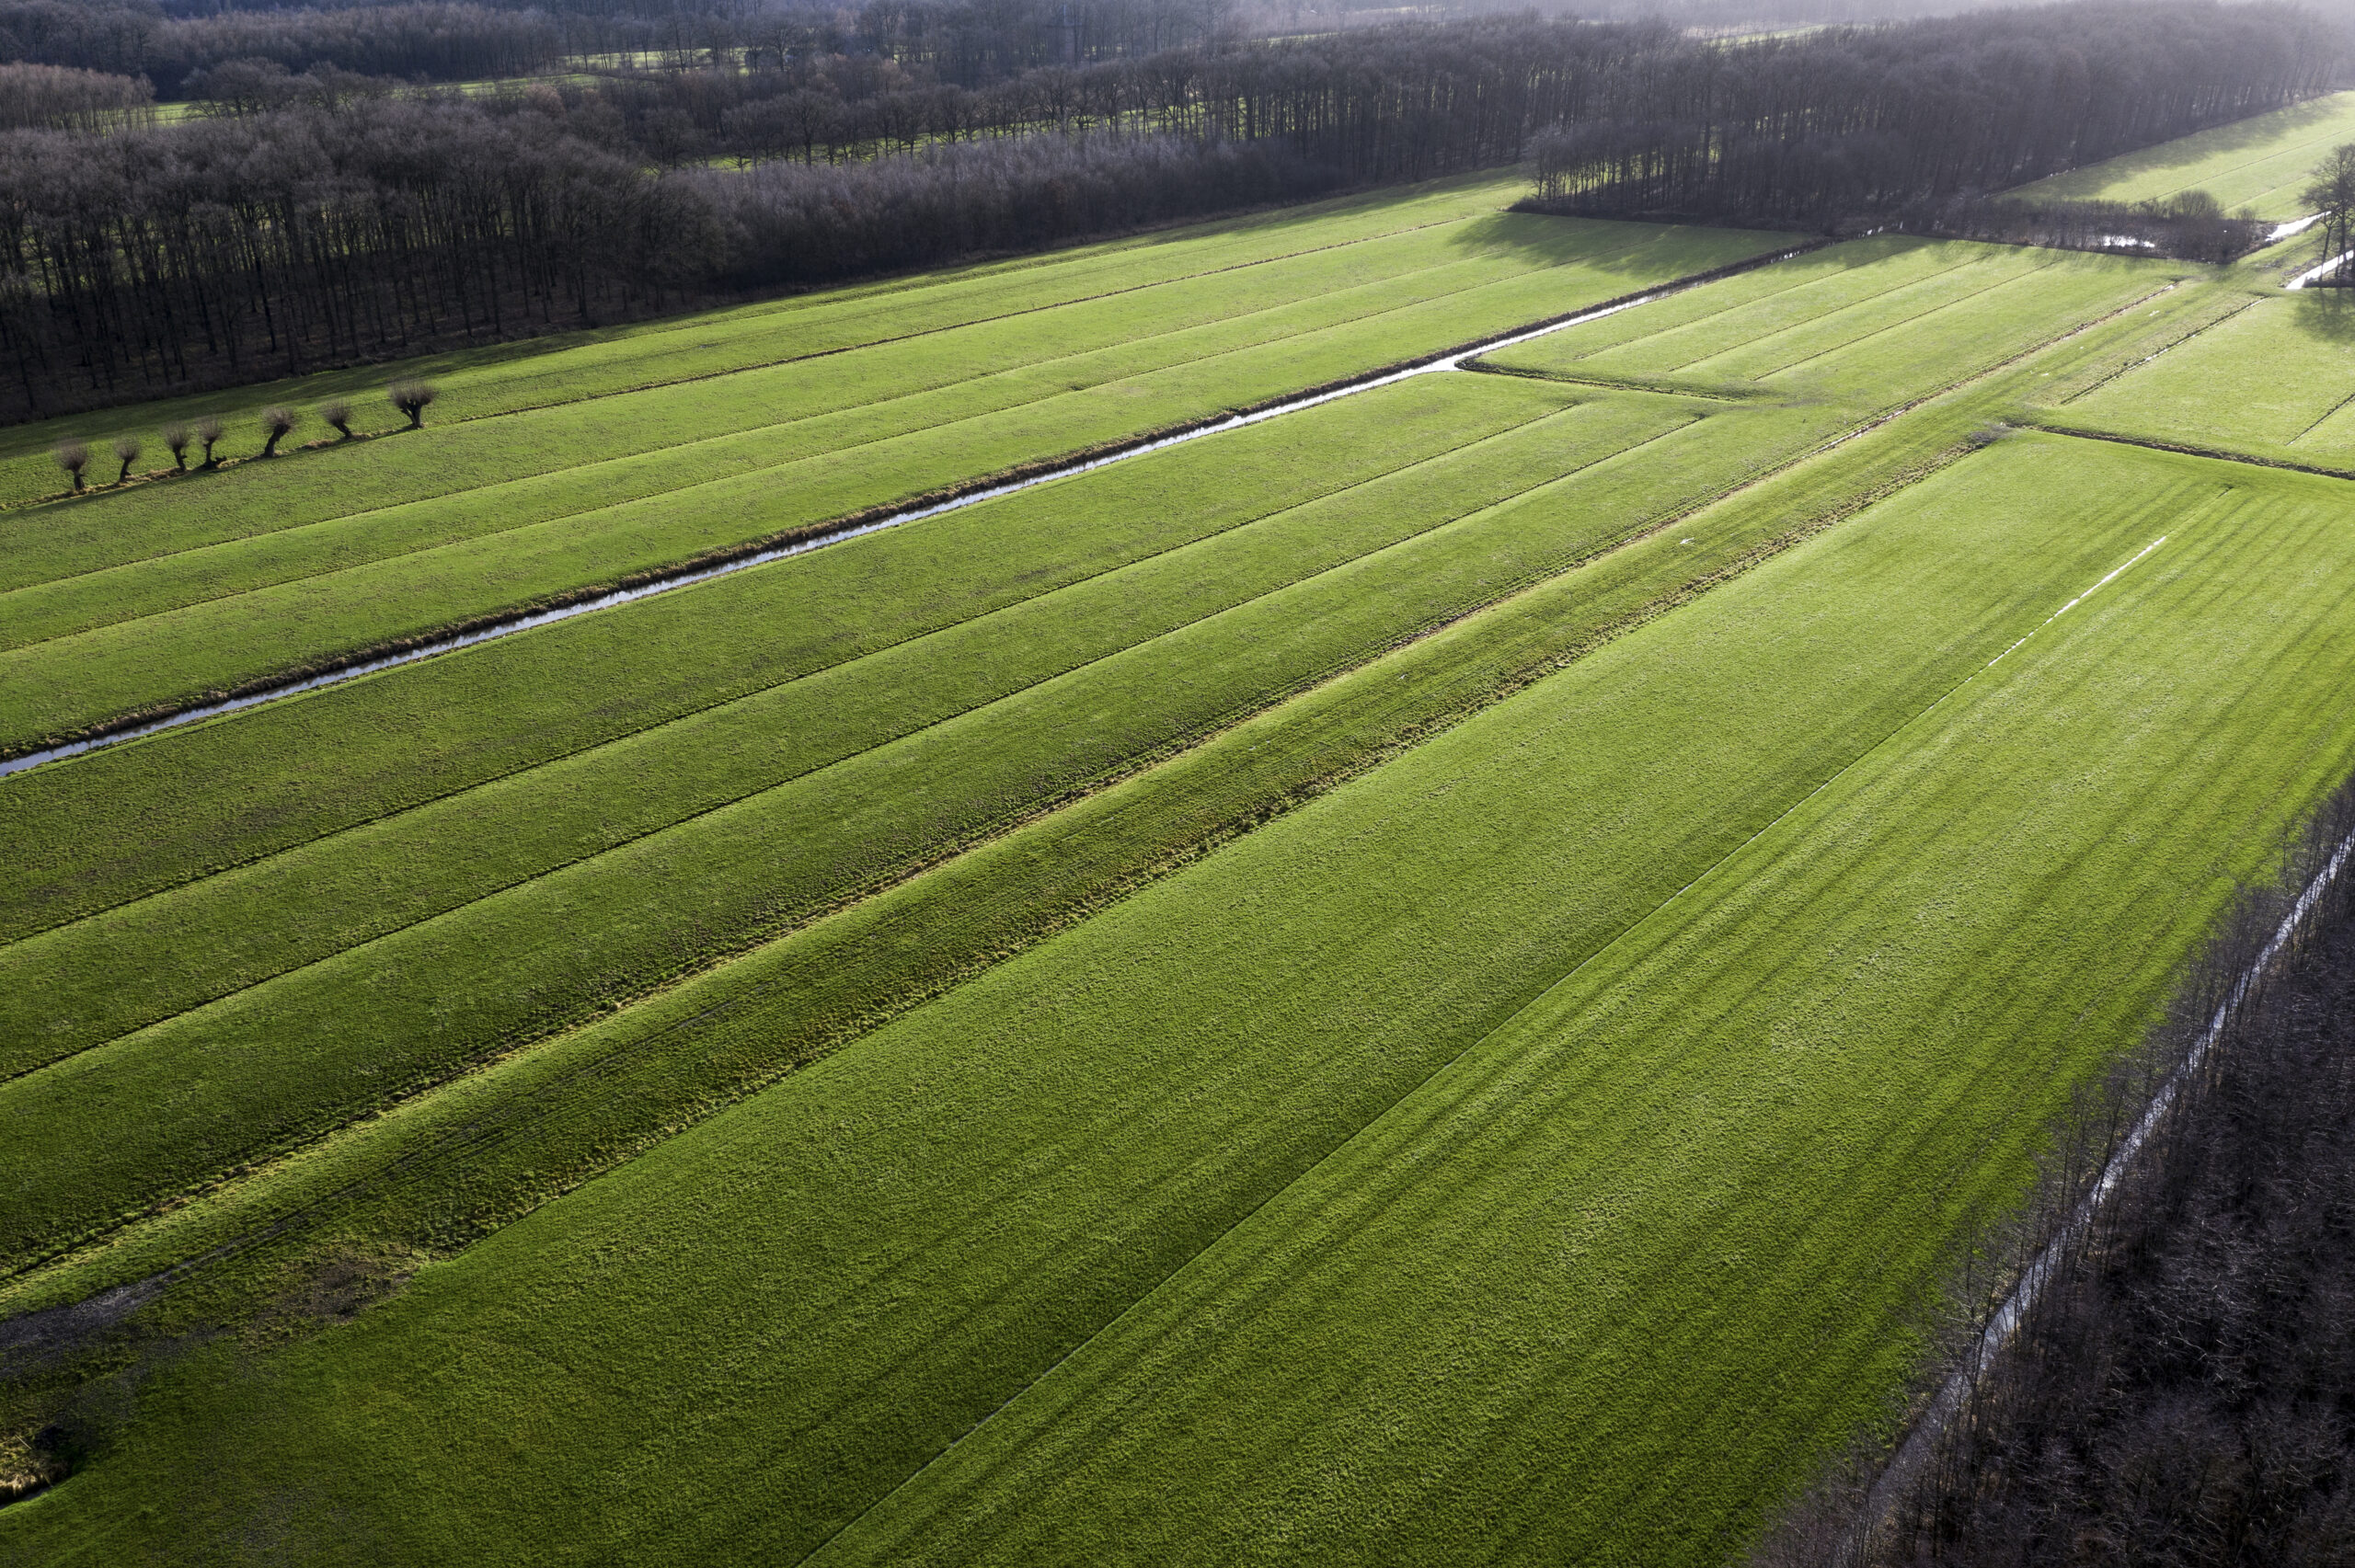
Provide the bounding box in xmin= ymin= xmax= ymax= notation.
xmin=3 ymin=114 xmax=2349 ymax=1568
xmin=7 ymin=436 xmax=2350 ymax=1568
xmin=0 ymin=232 xmax=2177 ymax=1274
xmin=2039 ymin=290 xmax=2355 ymax=464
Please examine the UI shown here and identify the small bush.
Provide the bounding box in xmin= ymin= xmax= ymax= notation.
xmin=388 ymin=381 xmax=438 ymax=429
xmin=52 ymin=439 xmax=87 ymax=492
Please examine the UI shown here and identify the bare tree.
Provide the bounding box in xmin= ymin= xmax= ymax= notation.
xmin=52 ymin=439 xmax=88 ymax=492
xmin=259 ymin=406 xmax=297 ymax=456
xmin=388 ymin=381 xmax=439 ymax=429
xmin=2303 ymin=143 xmax=2355 ymax=288
xmin=160 ymin=421 xmax=190 ymax=471
xmin=318 ymin=399 xmax=353 ymax=440
xmin=193 ymin=414 xmax=225 ymax=469
xmin=110 ymin=433 xmax=140 ymax=483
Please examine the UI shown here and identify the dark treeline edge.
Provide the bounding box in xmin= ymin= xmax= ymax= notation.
xmin=1524 ymin=2 xmax=2339 ymax=228
xmin=1752 ymin=768 xmax=2355 ymax=1567
xmin=0 ymin=2 xmax=2326 ymax=419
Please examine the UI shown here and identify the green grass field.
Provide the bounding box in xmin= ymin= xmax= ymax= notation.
xmin=0 ymin=206 xmax=1784 ymax=753
xmin=2041 ymin=291 xmax=2355 ymax=464
xmin=4 ymin=117 xmax=2353 ymax=1568
xmin=7 ymin=435 xmax=2349 ymax=1567
xmin=2007 ymin=87 xmax=2355 ymax=216
xmin=0 ymin=223 xmax=2175 ymax=1274
xmin=1479 ymin=235 xmax=2166 ymax=402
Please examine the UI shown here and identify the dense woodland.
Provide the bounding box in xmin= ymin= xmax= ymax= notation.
xmin=1754 ymin=781 xmax=2355 ymax=1566
xmin=0 ymin=1 xmax=2341 ymax=418
xmin=1525 ymin=3 xmax=2338 ymax=222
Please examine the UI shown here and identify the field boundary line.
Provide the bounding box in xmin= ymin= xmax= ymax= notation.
xmin=2053 ymin=292 xmax=2257 ymax=405
xmin=786 ymin=527 xmax=2187 ymax=1568
xmin=1694 ymin=252 xmax=2062 ymax=381
xmin=0 ymin=238 xmax=1830 ymax=778
xmin=1648 ymin=246 xmax=1993 ymax=375
xmin=2289 ymin=380 xmax=2355 ymax=442
xmin=2022 ymin=418 xmax=2355 ymax=481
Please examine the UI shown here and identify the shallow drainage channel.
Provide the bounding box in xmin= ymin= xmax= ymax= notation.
xmin=1 ymin=246 xmax=1821 ymax=783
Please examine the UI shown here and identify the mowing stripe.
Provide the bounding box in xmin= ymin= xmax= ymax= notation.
xmin=0 ymin=245 xmax=1821 ymax=784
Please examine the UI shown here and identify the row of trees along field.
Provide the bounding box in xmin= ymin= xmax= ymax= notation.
xmin=0 ymin=3 xmax=2336 ymax=419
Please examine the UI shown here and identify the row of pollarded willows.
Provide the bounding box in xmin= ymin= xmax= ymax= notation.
xmin=47 ymin=382 xmax=436 ymax=497
xmin=1753 ymin=769 xmax=2355 ymax=1568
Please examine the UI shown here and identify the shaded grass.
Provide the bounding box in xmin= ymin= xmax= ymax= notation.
xmin=12 ymin=438 xmax=2340 ymax=1568
xmin=2005 ymin=90 xmax=2355 ymax=218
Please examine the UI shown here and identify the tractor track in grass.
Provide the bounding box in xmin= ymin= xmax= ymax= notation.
xmin=0 ymin=240 xmax=1829 ymax=781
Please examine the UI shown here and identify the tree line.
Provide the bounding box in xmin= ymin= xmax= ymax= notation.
xmin=0 ymin=4 xmax=2338 ymax=418
xmin=1526 ymin=2 xmax=2338 ymax=226
xmin=0 ymin=0 xmax=574 ymax=97
xmin=1752 ymin=773 xmax=2355 ymax=1567
xmin=0 ymin=0 xmax=1245 ymax=102
xmin=47 ymin=380 xmax=438 ymax=494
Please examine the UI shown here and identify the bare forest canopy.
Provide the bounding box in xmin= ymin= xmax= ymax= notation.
xmin=0 ymin=3 xmax=2340 ymax=422
xmin=0 ymin=0 xmax=1255 ymax=100
xmin=1524 ymin=3 xmax=2342 ymax=224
